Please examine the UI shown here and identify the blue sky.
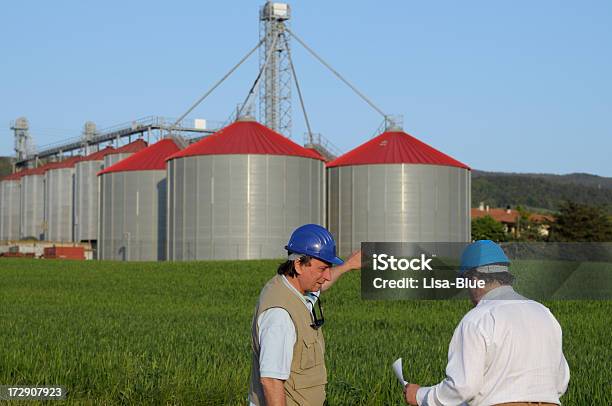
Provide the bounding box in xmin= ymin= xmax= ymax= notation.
xmin=1 ymin=0 xmax=611 ymax=176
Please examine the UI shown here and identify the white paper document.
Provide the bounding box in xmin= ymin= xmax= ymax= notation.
xmin=392 ymin=358 xmax=408 ymax=386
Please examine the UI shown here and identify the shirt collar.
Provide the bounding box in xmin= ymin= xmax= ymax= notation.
xmin=281 ymin=275 xmax=310 ymax=306
xmin=479 ymin=285 xmax=520 ymax=302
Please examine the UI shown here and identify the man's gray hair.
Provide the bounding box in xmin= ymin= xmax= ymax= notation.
xmin=277 ymin=253 xmax=313 ymax=277
xmin=473 ymin=264 xmax=509 ymax=274
xmin=464 ymin=267 xmax=515 ymax=286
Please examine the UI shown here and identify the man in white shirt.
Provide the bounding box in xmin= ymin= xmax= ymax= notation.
xmin=249 ymin=224 xmax=361 ymax=406
xmin=404 ymin=240 xmax=570 ymax=406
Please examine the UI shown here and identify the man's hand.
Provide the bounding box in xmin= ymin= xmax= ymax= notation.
xmin=341 ymin=249 xmax=362 ymax=272
xmin=261 ymin=377 xmax=286 ymax=406
xmin=403 ymin=383 xmax=420 ymax=405
xmin=320 ymin=250 xmax=362 ymax=292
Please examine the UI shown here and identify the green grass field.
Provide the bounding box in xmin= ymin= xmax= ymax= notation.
xmin=0 ymin=259 xmax=610 ymax=405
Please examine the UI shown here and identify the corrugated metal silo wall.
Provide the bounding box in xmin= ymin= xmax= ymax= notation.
xmin=20 ymin=174 xmax=45 ymax=240
xmin=327 ymin=164 xmax=471 ymax=256
xmin=167 ymin=155 xmax=325 ymax=260
xmin=45 ymin=168 xmax=75 ymax=242
xmin=0 ymin=180 xmax=21 ymax=240
xmin=74 ymin=160 xmax=103 ymax=241
xmin=103 ymin=153 xmax=133 ymax=168
xmin=98 ymin=170 xmax=167 ymax=261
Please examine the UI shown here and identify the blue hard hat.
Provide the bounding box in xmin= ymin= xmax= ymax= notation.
xmin=460 ymin=240 xmax=510 ymax=273
xmin=285 ymin=224 xmax=344 ymax=265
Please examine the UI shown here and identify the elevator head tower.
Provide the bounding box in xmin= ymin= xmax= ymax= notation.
xmin=11 ymin=117 xmax=33 ymax=162
xmin=259 ymin=2 xmax=291 ymax=137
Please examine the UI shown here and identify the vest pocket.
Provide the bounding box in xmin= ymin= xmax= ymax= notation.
xmin=300 ymin=337 xmax=321 ymax=370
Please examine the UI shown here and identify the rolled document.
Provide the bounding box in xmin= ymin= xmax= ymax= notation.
xmin=392 ymin=358 xmax=408 ymax=386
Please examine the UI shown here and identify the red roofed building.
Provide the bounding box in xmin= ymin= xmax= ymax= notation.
xmin=103 ymin=139 xmax=148 ymax=168
xmin=100 ymin=138 xmax=179 ymax=175
xmin=327 ymin=129 xmax=471 ymax=255
xmin=305 ymin=147 xmax=328 ymax=162
xmin=0 ymin=169 xmax=28 ymax=240
xmin=166 ymin=118 xmax=325 ymax=260
xmin=326 ymin=130 xmax=469 ymax=169
xmin=98 ymin=138 xmax=182 ymax=261
xmin=45 ymin=156 xmax=83 ymax=242
xmin=80 ymin=146 xmax=115 ymax=162
xmin=45 ymin=156 xmax=82 ymax=170
xmin=167 ymin=119 xmax=323 ymax=161
xmin=471 ymin=204 xmax=554 ymax=237
xmin=114 ymin=139 xmax=148 ymax=153
xmin=74 ymin=146 xmax=116 ymax=242
xmin=18 ymin=156 xmax=80 ymax=240
xmin=1 ymin=168 xmax=30 ymax=181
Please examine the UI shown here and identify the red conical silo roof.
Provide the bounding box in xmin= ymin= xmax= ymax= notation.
xmin=1 ymin=168 xmax=29 ymax=181
xmin=167 ymin=119 xmax=324 ymax=161
xmin=326 ymin=130 xmax=470 ymax=169
xmin=44 ymin=156 xmax=83 ymax=171
xmin=108 ymin=139 xmax=148 ymax=155
xmin=20 ymin=156 xmax=83 ymax=176
xmin=98 ymin=138 xmax=181 ymax=175
xmin=80 ymin=146 xmax=116 ymax=162
xmin=24 ymin=165 xmax=48 ymax=176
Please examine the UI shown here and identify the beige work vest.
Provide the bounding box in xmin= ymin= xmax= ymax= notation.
xmin=249 ymin=275 xmax=327 ymax=406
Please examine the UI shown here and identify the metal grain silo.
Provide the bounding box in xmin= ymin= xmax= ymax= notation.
xmin=166 ymin=118 xmax=325 ymax=261
xmin=0 ymin=171 xmax=26 ymax=241
xmin=44 ymin=156 xmax=82 ymax=242
xmin=74 ymin=146 xmax=115 ymax=242
xmin=20 ymin=165 xmax=48 ymax=240
xmin=98 ymin=138 xmax=181 ymax=261
xmin=326 ymin=128 xmax=471 ymax=256
xmin=103 ymin=139 xmax=147 ymax=168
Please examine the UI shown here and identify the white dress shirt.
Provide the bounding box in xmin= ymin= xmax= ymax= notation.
xmin=417 ymin=286 xmax=570 ymax=406
xmin=249 ymin=276 xmax=319 ymax=406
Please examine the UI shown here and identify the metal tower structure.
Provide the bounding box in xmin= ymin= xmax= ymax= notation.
xmin=11 ymin=117 xmax=33 ymax=162
xmin=81 ymin=121 xmax=97 ymax=155
xmin=259 ymin=2 xmax=292 ymax=136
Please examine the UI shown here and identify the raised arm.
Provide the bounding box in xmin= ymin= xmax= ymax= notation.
xmin=320 ymin=250 xmax=361 ymax=292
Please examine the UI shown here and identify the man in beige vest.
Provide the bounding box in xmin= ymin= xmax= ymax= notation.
xmin=249 ymin=224 xmax=361 ymax=406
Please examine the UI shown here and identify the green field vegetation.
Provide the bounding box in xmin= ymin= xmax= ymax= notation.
xmin=0 ymin=259 xmax=610 ymax=405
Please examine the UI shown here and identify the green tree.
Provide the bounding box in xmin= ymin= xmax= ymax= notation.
xmin=548 ymin=201 xmax=612 ymax=242
xmin=471 ymin=215 xmax=507 ymax=242
xmin=0 ymin=157 xmax=13 ymax=178
xmin=513 ymin=205 xmax=546 ymax=241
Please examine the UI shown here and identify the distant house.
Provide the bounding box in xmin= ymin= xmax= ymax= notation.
xmin=471 ymin=203 xmax=554 ymax=237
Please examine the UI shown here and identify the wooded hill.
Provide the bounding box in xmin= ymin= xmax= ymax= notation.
xmin=472 ymin=170 xmax=612 ymax=213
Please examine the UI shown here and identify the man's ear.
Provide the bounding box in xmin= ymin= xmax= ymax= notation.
xmin=293 ymin=259 xmax=303 ymax=275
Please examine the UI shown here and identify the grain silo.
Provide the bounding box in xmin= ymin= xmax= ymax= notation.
xmin=44 ymin=156 xmax=82 ymax=242
xmin=326 ymin=128 xmax=471 ymax=256
xmin=166 ymin=118 xmax=325 ymax=261
xmin=20 ymin=165 xmax=48 ymax=240
xmin=0 ymin=170 xmax=26 ymax=241
xmin=74 ymin=146 xmax=115 ymax=243
xmin=305 ymin=147 xmax=329 ymax=162
xmin=98 ymin=138 xmax=181 ymax=261
xmin=103 ymin=139 xmax=147 ymax=168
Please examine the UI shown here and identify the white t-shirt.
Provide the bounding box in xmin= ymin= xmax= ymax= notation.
xmin=249 ymin=276 xmax=319 ymax=406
